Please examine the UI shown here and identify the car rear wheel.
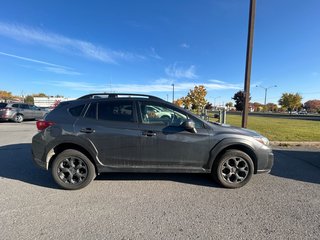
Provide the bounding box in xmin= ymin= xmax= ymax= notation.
xmin=212 ymin=150 xmax=254 ymax=188
xmin=14 ymin=114 xmax=24 ymax=123
xmin=51 ymin=149 xmax=96 ymax=190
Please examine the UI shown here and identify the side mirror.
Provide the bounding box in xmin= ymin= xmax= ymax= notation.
xmin=183 ymin=119 xmax=197 ymax=133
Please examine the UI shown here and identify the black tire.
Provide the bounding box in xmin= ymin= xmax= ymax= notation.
xmin=212 ymin=150 xmax=254 ymax=188
xmin=13 ymin=114 xmax=24 ymax=123
xmin=51 ymin=149 xmax=96 ymax=190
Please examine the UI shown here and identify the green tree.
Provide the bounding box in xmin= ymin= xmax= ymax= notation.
xmin=33 ymin=93 xmax=47 ymax=97
xmin=232 ymin=91 xmax=251 ymax=111
xmin=225 ymin=102 xmax=233 ymax=108
xmin=173 ymin=98 xmax=184 ymax=107
xmin=304 ymin=100 xmax=320 ymax=113
xmin=0 ymin=90 xmax=14 ymax=102
xmin=205 ymin=102 xmax=213 ymax=110
xmin=186 ymin=85 xmax=207 ymax=113
xmin=278 ymin=93 xmax=302 ymax=113
xmin=266 ymin=103 xmax=278 ymax=112
xmin=25 ymin=95 xmax=34 ymax=105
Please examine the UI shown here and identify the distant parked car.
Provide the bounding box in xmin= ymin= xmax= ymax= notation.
xmin=0 ymin=103 xmax=48 ymax=123
xmin=298 ymin=110 xmax=308 ymax=115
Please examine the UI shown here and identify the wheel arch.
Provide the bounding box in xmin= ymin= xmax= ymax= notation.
xmin=209 ymin=140 xmax=258 ymax=174
xmin=47 ymin=142 xmax=98 ymax=173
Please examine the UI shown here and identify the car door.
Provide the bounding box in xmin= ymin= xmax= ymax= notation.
xmin=137 ymin=101 xmax=212 ymax=168
xmin=29 ymin=105 xmax=42 ymax=119
xmin=74 ymin=99 xmax=141 ymax=166
xmin=19 ymin=104 xmax=33 ymax=119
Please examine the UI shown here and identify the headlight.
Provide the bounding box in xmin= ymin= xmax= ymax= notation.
xmin=253 ymin=136 xmax=269 ymax=146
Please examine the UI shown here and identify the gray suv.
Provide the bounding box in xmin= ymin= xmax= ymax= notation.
xmin=0 ymin=103 xmax=48 ymax=123
xmin=32 ymin=93 xmax=274 ymax=190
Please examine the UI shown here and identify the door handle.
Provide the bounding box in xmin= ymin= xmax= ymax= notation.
xmin=80 ymin=128 xmax=95 ymax=133
xmin=142 ymin=131 xmax=156 ymax=137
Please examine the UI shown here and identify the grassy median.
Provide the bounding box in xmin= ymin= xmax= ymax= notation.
xmin=223 ymin=115 xmax=320 ymax=141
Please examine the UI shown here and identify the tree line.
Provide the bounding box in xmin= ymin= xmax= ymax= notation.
xmin=0 ymin=90 xmax=64 ymax=105
xmin=174 ymin=87 xmax=320 ymax=114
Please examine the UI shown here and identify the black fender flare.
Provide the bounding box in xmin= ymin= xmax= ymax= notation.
xmin=44 ymin=135 xmax=101 ymax=169
xmin=208 ymin=138 xmax=257 ymax=173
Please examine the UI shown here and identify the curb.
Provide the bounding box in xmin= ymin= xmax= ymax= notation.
xmin=270 ymin=141 xmax=320 ymax=150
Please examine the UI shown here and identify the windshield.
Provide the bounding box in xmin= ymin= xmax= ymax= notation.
xmin=0 ymin=103 xmax=8 ymax=108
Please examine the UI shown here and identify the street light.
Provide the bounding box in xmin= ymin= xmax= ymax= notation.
xmin=171 ymin=83 xmax=175 ymax=103
xmin=256 ymin=85 xmax=277 ymax=106
xmin=214 ymin=96 xmax=221 ymax=108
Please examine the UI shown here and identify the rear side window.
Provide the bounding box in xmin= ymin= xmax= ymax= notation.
xmin=0 ymin=103 xmax=8 ymax=108
xmin=12 ymin=104 xmax=19 ymax=108
xmin=20 ymin=104 xmax=29 ymax=109
xmin=98 ymin=101 xmax=134 ymax=122
xmin=85 ymin=103 xmax=97 ymax=119
xmin=68 ymin=104 xmax=85 ymax=117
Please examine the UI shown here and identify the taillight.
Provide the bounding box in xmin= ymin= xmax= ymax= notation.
xmin=36 ymin=120 xmax=55 ymax=131
xmin=0 ymin=108 xmax=12 ymax=111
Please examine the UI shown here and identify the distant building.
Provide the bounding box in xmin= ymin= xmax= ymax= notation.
xmin=34 ymin=97 xmax=75 ymax=108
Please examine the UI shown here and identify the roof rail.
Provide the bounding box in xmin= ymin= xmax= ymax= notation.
xmin=78 ymin=93 xmax=163 ymax=100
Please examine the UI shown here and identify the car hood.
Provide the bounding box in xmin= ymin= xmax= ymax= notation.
xmin=207 ymin=122 xmax=262 ymax=137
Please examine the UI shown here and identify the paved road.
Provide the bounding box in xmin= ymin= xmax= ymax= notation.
xmin=0 ymin=121 xmax=319 ymax=240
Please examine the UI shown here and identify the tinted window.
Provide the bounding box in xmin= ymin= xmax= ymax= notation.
xmin=12 ymin=104 xmax=19 ymax=108
xmin=98 ymin=101 xmax=134 ymax=122
xmin=0 ymin=103 xmax=8 ymax=108
xmin=20 ymin=104 xmax=29 ymax=109
xmin=85 ymin=103 xmax=97 ymax=119
xmin=55 ymin=101 xmax=70 ymax=109
xmin=69 ymin=104 xmax=85 ymax=117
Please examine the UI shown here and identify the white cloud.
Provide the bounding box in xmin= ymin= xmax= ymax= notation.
xmin=42 ymin=79 xmax=241 ymax=93
xmin=0 ymin=51 xmax=81 ymax=75
xmin=165 ymin=63 xmax=198 ymax=79
xmin=0 ymin=22 xmax=144 ymax=64
xmin=149 ymin=47 xmax=162 ymax=60
xmin=43 ymin=67 xmax=81 ymax=76
xmin=209 ymin=79 xmax=225 ymax=84
xmin=180 ymin=43 xmax=190 ymax=49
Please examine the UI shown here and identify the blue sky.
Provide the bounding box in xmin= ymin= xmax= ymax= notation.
xmin=0 ymin=0 xmax=319 ymax=105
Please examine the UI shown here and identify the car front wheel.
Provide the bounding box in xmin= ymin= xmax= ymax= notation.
xmin=212 ymin=150 xmax=254 ymax=188
xmin=51 ymin=149 xmax=96 ymax=190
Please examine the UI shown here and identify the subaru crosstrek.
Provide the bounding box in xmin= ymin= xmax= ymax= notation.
xmin=32 ymin=93 xmax=274 ymax=190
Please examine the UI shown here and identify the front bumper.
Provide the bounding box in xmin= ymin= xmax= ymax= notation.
xmin=256 ymin=150 xmax=274 ymax=174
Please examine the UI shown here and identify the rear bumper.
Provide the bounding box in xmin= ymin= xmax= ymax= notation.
xmin=31 ymin=132 xmax=48 ymax=170
xmin=0 ymin=112 xmax=13 ymax=120
xmin=31 ymin=152 xmax=47 ymax=169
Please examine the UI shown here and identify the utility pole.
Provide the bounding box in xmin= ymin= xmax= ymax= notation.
xmin=256 ymin=85 xmax=277 ymax=106
xmin=242 ymin=0 xmax=256 ymax=128
xmin=171 ymin=83 xmax=175 ymax=103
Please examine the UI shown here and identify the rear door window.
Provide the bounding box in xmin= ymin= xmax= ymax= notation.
xmin=20 ymin=104 xmax=30 ymax=109
xmin=0 ymin=103 xmax=8 ymax=108
xmin=84 ymin=103 xmax=97 ymax=119
xmin=69 ymin=104 xmax=85 ymax=117
xmin=98 ymin=101 xmax=134 ymax=122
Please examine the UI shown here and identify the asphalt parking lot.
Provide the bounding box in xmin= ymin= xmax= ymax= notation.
xmin=0 ymin=121 xmax=319 ymax=240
